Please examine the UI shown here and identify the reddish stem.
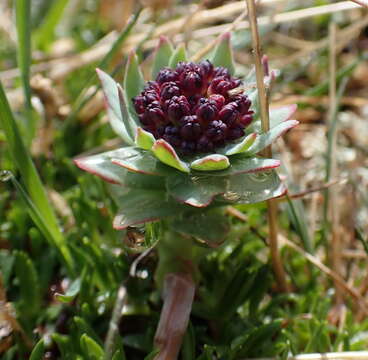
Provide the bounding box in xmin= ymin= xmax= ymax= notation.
xmin=154 ymin=272 xmax=195 ymax=360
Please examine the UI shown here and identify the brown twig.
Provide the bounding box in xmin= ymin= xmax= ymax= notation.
xmin=245 ymin=0 xmax=289 ymax=292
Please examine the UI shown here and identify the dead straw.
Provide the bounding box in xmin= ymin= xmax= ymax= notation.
xmin=245 ymin=0 xmax=289 ymax=292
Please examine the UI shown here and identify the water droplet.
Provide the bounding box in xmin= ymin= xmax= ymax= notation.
xmin=0 ymin=170 xmax=13 ymax=182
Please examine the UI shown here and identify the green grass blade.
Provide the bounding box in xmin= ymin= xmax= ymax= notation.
xmin=34 ymin=0 xmax=70 ymax=49
xmin=15 ymin=0 xmax=33 ymax=135
xmin=0 ymin=82 xmax=74 ymax=273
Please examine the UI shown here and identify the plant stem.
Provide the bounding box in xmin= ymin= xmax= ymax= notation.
xmin=245 ymin=0 xmax=289 ymax=292
xmin=154 ymin=272 xmax=195 ymax=360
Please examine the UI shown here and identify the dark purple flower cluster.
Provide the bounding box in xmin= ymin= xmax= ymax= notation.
xmin=133 ymin=60 xmax=253 ymax=154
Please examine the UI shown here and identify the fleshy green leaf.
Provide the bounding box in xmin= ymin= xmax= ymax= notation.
xmin=75 ymin=149 xmax=165 ymax=189
xmin=220 ymin=133 xmax=257 ymax=155
xmin=152 ymin=139 xmax=190 ymax=173
xmin=167 ymin=169 xmax=285 ymax=207
xmin=118 ymin=83 xmax=138 ymax=138
xmin=30 ymin=339 xmax=45 ymax=360
xmin=55 ymin=278 xmax=81 ymax=303
xmin=124 ymin=52 xmax=145 ymax=119
xmin=221 ymin=171 xmax=286 ymax=204
xmin=111 ymin=147 xmax=173 ymax=176
xmin=152 ymin=36 xmax=174 ymax=78
xmin=80 ymin=334 xmax=105 ymax=360
xmin=74 ymin=150 xmax=129 ymax=185
xmin=190 ymin=154 xmax=230 ymax=171
xmin=166 ymin=174 xmax=226 ymax=207
xmin=170 ymin=211 xmax=230 ymax=246
xmin=96 ymin=68 xmax=134 ymax=144
xmin=208 ymin=157 xmax=280 ymax=177
xmin=244 ymin=120 xmax=299 ymax=156
xmin=250 ymin=104 xmax=297 ymax=132
xmin=209 ymin=32 xmax=235 ymax=75
xmin=169 ymin=44 xmax=187 ymax=68
xmin=270 ymin=104 xmax=297 ymax=126
xmin=135 ymin=127 xmax=155 ymax=150
xmin=113 ymin=189 xmax=188 ymax=229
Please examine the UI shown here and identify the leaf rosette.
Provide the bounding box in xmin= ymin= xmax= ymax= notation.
xmin=75 ymin=33 xmax=298 ymax=231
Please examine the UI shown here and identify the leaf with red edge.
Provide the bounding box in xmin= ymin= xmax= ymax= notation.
xmin=220 ymin=133 xmax=257 ymax=156
xmin=135 ymin=127 xmax=155 ymax=150
xmin=166 ymin=174 xmax=227 ymax=208
xmin=244 ymin=120 xmax=299 ymax=156
xmin=250 ymin=104 xmax=298 ymax=132
xmin=190 ymin=154 xmax=230 ymax=171
xmin=74 ymin=147 xmax=167 ymax=187
xmin=152 ymin=139 xmax=189 ymax=173
xmin=96 ymin=69 xmax=134 ymax=145
xmin=112 ymin=189 xmax=188 ymax=230
xmin=169 ymin=44 xmax=187 ymax=68
xmin=111 ymin=147 xmax=174 ymax=176
xmin=124 ymin=51 xmax=145 ymax=120
xmin=166 ymin=167 xmax=285 ymax=207
xmin=221 ymin=171 xmax=286 ymax=204
xmin=152 ymin=36 xmax=173 ymax=79
xmin=74 ymin=150 xmax=129 ymax=185
xmin=209 ymin=32 xmax=235 ymax=75
xmin=205 ymin=156 xmax=280 ymax=177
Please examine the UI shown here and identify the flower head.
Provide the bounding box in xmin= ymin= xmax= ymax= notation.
xmin=75 ymin=33 xmax=298 ymax=229
xmin=133 ymin=60 xmax=253 ymax=154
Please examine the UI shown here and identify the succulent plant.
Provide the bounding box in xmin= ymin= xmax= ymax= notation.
xmin=74 ymin=34 xmax=298 ymax=235
xmin=74 ymin=32 xmax=298 ymax=360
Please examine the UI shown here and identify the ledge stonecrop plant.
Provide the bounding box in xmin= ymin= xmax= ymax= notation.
xmin=75 ymin=33 xmax=298 ymax=359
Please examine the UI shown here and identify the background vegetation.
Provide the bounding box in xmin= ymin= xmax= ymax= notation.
xmin=1 ymin=0 xmax=368 ymax=358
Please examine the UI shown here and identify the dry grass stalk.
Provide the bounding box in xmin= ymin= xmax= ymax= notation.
xmin=350 ymin=0 xmax=368 ymax=7
xmin=328 ymin=23 xmax=344 ymax=305
xmin=280 ymin=236 xmax=368 ymax=316
xmin=245 ymin=0 xmax=289 ymax=292
xmin=104 ymin=284 xmax=127 ymax=358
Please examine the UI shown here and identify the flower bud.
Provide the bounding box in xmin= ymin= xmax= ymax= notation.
xmin=166 ymin=96 xmax=190 ymax=123
xmin=160 ymin=81 xmax=181 ymax=101
xmin=214 ymin=66 xmax=230 ymax=78
xmin=218 ymin=102 xmax=239 ymax=127
xmin=208 ymin=94 xmax=225 ymax=109
xmin=239 ymin=114 xmax=253 ymax=127
xmin=156 ymin=68 xmax=178 ymax=85
xmin=197 ymin=136 xmax=214 ymax=152
xmin=180 ymin=116 xmax=202 ymax=141
xmin=133 ymin=95 xmax=145 ymax=114
xmin=180 ymin=70 xmax=204 ymax=95
xmin=233 ymin=94 xmax=251 ymax=114
xmin=199 ymin=60 xmax=214 ymax=81
xmin=181 ymin=140 xmax=196 ymax=154
xmin=196 ymin=99 xmax=218 ymax=124
xmin=206 ymin=120 xmax=227 ymax=142
xmin=227 ymin=125 xmax=245 ymax=140
xmin=208 ymin=76 xmax=240 ymax=97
